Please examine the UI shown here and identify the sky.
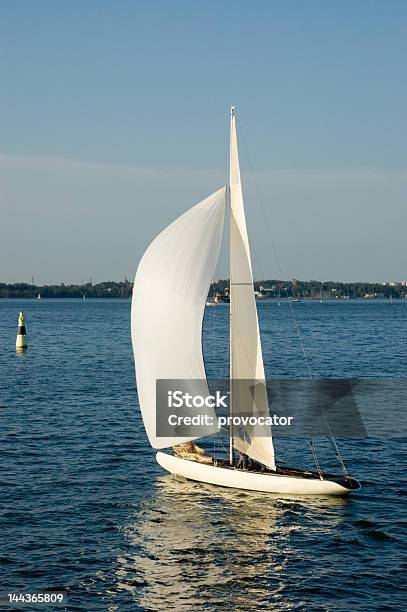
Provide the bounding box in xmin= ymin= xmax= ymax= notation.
xmin=1 ymin=0 xmax=406 ymax=284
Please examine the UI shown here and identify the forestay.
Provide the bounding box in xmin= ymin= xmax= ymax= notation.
xmin=132 ymin=187 xmax=226 ymax=448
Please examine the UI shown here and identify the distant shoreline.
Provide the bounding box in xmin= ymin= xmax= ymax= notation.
xmin=1 ymin=280 xmax=406 ymax=300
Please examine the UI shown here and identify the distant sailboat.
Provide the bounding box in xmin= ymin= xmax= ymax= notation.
xmin=131 ymin=108 xmax=360 ymax=496
xmin=37 ymin=293 xmax=41 ymax=299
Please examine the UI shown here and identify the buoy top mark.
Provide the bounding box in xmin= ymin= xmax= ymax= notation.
xmin=18 ymin=311 xmax=25 ymax=326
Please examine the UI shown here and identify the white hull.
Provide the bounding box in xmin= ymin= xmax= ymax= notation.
xmin=156 ymin=452 xmax=359 ymax=496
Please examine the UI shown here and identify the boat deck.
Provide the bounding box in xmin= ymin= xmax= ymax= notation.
xmin=194 ymin=456 xmax=360 ymax=490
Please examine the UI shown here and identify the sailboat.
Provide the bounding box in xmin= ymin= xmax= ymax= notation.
xmin=132 ymin=108 xmax=360 ymax=496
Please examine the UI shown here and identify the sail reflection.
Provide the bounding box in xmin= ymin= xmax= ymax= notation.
xmin=111 ymin=475 xmax=348 ymax=611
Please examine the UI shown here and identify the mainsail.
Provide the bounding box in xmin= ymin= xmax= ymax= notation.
xmin=229 ymin=108 xmax=276 ymax=470
xmin=132 ymin=187 xmax=226 ymax=449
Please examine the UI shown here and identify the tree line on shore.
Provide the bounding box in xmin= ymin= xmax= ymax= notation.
xmin=1 ymin=279 xmax=406 ymax=299
xmin=0 ymin=281 xmax=132 ymax=299
xmin=213 ymin=279 xmax=407 ymax=299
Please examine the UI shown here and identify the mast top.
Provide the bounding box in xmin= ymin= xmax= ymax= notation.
xmin=230 ymin=106 xmax=236 ymax=117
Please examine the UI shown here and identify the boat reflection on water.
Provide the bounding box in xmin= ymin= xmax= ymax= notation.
xmin=110 ymin=475 xmax=348 ymax=611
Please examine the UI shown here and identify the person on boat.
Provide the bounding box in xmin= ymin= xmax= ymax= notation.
xmin=249 ymin=459 xmax=265 ymax=472
xmin=236 ymin=452 xmax=249 ymax=470
xmin=173 ymin=442 xmax=213 ymax=465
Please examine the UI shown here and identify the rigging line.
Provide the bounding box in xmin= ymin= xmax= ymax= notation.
xmin=310 ymin=440 xmax=323 ymax=480
xmin=216 ymin=431 xmax=230 ymax=454
xmin=237 ymin=123 xmax=348 ymax=474
xmin=236 ymin=116 xmax=349 ymax=475
xmin=236 ymin=116 xmax=317 ymax=380
xmin=236 ymin=117 xmax=313 ymax=374
xmin=212 ymin=283 xmax=225 ymax=462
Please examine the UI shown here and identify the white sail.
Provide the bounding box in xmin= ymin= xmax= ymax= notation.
xmin=229 ymin=108 xmax=276 ymax=470
xmin=132 ymin=187 xmax=227 ymax=449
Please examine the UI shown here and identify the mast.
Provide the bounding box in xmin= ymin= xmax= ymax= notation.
xmin=229 ymin=106 xmax=235 ymax=466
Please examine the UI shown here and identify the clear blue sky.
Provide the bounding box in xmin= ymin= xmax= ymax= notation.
xmin=1 ymin=0 xmax=406 ymax=283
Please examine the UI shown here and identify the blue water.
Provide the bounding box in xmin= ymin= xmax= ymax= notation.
xmin=0 ymin=299 xmax=406 ymax=611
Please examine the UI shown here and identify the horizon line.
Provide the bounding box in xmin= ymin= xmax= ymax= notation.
xmin=2 ymin=278 xmax=407 ymax=287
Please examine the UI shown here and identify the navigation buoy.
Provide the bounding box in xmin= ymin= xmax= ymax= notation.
xmin=16 ymin=311 xmax=27 ymax=351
